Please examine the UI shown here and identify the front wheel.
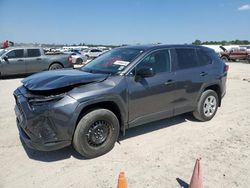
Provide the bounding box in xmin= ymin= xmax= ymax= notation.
xmin=193 ymin=90 xmax=219 ymax=122
xmin=73 ymin=109 xmax=120 ymax=158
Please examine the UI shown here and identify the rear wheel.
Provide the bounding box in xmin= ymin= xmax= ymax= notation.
xmin=193 ymin=90 xmax=219 ymax=122
xmin=73 ymin=109 xmax=120 ymax=158
xmin=221 ymin=56 xmax=229 ymax=62
xmin=49 ymin=63 xmax=63 ymax=70
xmin=76 ymin=58 xmax=83 ymax=64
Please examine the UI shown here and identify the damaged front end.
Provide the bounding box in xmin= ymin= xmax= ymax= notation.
xmin=14 ymin=86 xmax=79 ymax=151
xmin=14 ymin=69 xmax=109 ymax=151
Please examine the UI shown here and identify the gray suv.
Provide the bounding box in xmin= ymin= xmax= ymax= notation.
xmin=14 ymin=45 xmax=228 ymax=158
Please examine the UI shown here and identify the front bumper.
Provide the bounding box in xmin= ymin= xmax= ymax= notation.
xmin=14 ymin=87 xmax=79 ymax=151
xmin=16 ymin=116 xmax=71 ymax=151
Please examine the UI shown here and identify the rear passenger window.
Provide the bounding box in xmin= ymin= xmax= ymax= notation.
xmin=6 ymin=49 xmax=24 ymax=58
xmin=27 ymin=49 xmax=41 ymax=57
xmin=197 ymin=49 xmax=212 ymax=66
xmin=175 ymin=48 xmax=198 ymax=70
xmin=137 ymin=50 xmax=171 ymax=74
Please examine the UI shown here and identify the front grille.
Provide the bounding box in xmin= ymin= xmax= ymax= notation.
xmin=15 ymin=97 xmax=24 ymax=117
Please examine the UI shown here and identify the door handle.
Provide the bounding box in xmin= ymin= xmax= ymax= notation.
xmin=17 ymin=59 xmax=23 ymax=61
xmin=36 ymin=58 xmax=42 ymax=60
xmin=164 ymin=79 xmax=174 ymax=85
xmin=200 ymin=72 xmax=208 ymax=76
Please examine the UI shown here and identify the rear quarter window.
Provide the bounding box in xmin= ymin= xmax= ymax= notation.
xmin=196 ymin=49 xmax=212 ymax=66
xmin=207 ymin=49 xmax=223 ymax=64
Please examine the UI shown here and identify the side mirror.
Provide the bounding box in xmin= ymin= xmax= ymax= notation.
xmin=3 ymin=55 xmax=8 ymax=61
xmin=135 ymin=67 xmax=154 ymax=81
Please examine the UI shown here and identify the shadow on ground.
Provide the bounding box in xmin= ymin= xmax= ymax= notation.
xmin=0 ymin=74 xmax=31 ymax=80
xmin=120 ymin=113 xmax=196 ymax=141
xmin=20 ymin=139 xmax=85 ymax=162
xmin=176 ymin=178 xmax=189 ymax=188
xmin=21 ymin=113 xmax=196 ymax=162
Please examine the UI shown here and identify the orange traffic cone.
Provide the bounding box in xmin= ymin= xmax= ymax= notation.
xmin=117 ymin=172 xmax=127 ymax=188
xmin=189 ymin=158 xmax=203 ymax=188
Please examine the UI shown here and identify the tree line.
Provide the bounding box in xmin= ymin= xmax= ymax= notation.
xmin=192 ymin=40 xmax=250 ymax=45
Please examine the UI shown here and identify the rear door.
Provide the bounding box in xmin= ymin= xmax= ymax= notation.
xmin=25 ymin=49 xmax=45 ymax=73
xmin=172 ymin=48 xmax=206 ymax=115
xmin=2 ymin=49 xmax=25 ymax=75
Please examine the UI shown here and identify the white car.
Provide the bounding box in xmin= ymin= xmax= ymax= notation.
xmin=64 ymin=51 xmax=87 ymax=64
xmin=82 ymin=48 xmax=103 ymax=59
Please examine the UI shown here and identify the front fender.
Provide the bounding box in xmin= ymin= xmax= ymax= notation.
xmin=70 ymin=95 xmax=127 ymax=138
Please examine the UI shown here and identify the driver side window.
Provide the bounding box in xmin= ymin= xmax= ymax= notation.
xmin=6 ymin=49 xmax=24 ymax=59
xmin=135 ymin=49 xmax=171 ymax=75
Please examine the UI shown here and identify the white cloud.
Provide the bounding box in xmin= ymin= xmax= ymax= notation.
xmin=238 ymin=4 xmax=250 ymax=11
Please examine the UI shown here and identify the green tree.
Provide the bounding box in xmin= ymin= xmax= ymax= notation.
xmin=192 ymin=40 xmax=202 ymax=45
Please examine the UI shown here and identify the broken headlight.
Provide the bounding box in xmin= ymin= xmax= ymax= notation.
xmin=28 ymin=93 xmax=65 ymax=107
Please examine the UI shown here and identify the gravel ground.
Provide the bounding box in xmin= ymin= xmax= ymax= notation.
xmin=0 ymin=62 xmax=250 ymax=188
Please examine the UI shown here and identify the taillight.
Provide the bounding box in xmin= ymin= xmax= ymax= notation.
xmin=68 ymin=55 xmax=73 ymax=64
xmin=224 ymin=64 xmax=229 ymax=72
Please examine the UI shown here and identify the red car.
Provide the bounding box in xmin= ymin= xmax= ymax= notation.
xmin=220 ymin=46 xmax=249 ymax=62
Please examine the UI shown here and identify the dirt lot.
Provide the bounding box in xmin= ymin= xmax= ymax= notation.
xmin=0 ymin=63 xmax=250 ymax=188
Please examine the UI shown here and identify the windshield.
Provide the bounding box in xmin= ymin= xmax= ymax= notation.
xmin=0 ymin=49 xmax=7 ymax=56
xmin=81 ymin=48 xmax=143 ymax=74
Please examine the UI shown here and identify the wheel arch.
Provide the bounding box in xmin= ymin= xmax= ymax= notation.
xmin=202 ymin=84 xmax=222 ymax=107
xmin=73 ymin=100 xmax=126 ymax=138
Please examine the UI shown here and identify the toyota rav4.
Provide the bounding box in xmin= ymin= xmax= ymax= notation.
xmin=14 ymin=45 xmax=228 ymax=158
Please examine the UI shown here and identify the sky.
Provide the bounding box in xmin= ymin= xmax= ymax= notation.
xmin=0 ymin=0 xmax=250 ymax=45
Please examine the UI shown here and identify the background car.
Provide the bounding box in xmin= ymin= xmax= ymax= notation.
xmin=82 ymin=48 xmax=104 ymax=59
xmin=220 ymin=46 xmax=249 ymax=62
xmin=64 ymin=50 xmax=87 ymax=64
xmin=0 ymin=47 xmax=73 ymax=76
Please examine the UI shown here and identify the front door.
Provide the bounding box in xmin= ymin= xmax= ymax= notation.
xmin=126 ymin=49 xmax=176 ymax=127
xmin=2 ymin=49 xmax=25 ymax=75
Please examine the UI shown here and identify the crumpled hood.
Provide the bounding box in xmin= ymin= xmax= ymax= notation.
xmin=22 ymin=69 xmax=108 ymax=92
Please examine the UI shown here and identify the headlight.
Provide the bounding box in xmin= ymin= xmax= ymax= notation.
xmin=28 ymin=93 xmax=65 ymax=106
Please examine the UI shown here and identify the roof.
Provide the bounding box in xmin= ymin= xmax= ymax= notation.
xmin=119 ymin=44 xmax=212 ymax=51
xmin=4 ymin=46 xmax=42 ymax=50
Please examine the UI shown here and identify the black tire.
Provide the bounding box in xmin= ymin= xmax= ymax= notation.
xmin=49 ymin=63 xmax=63 ymax=70
xmin=76 ymin=58 xmax=83 ymax=64
xmin=193 ymin=90 xmax=219 ymax=122
xmin=221 ymin=56 xmax=229 ymax=62
xmin=73 ymin=109 xmax=120 ymax=158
